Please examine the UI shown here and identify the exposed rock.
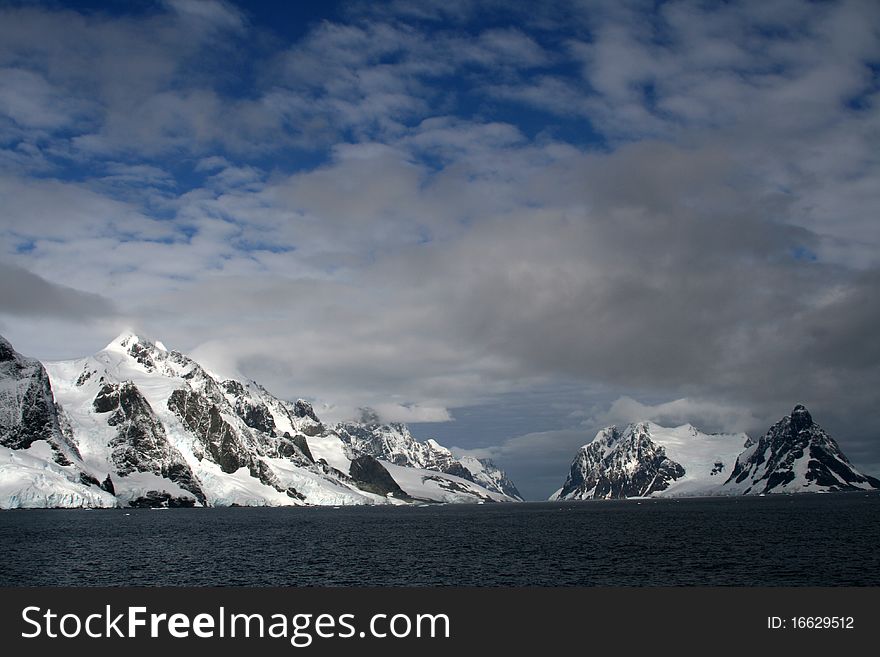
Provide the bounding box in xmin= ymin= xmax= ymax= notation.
xmin=92 ymin=381 xmax=119 ymax=413
xmin=555 ymin=424 xmax=686 ymax=499
xmin=128 ymin=491 xmax=196 ymax=508
xmin=0 ymin=335 xmax=63 ymax=451
xmin=168 ymin=388 xmax=248 ymax=473
xmin=103 ymin=382 xmax=206 ymax=504
xmin=348 ymin=455 xmax=409 ymax=499
xmin=101 ymin=475 xmax=116 ymax=495
xmin=236 ymin=398 xmax=277 ymax=435
xmin=440 ymin=461 xmax=475 ymax=482
xmin=279 ymin=431 xmax=314 ymax=462
xmin=79 ymin=472 xmax=101 ymax=488
xmin=293 ymin=399 xmax=320 ymax=422
xmin=725 ymin=405 xmax=880 ymax=494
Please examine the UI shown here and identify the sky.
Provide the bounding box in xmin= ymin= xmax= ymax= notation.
xmin=0 ymin=0 xmax=878 ymax=499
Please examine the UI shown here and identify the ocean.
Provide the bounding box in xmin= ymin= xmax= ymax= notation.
xmin=2 ymin=494 xmax=878 ymax=586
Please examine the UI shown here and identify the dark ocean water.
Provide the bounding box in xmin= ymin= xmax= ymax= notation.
xmin=1 ymin=494 xmax=878 ymax=586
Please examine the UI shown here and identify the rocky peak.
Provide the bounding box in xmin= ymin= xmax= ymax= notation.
xmin=553 ymin=423 xmax=686 ymax=500
xmin=790 ymin=404 xmax=813 ymax=434
xmin=723 ymin=405 xmax=880 ymax=494
xmin=103 ymin=331 xmax=164 ymax=370
xmin=0 ymin=334 xmax=17 ymax=362
xmin=293 ymin=399 xmax=320 ymax=422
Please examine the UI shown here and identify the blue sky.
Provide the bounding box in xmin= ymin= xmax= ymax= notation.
xmin=1 ymin=0 xmax=879 ymax=498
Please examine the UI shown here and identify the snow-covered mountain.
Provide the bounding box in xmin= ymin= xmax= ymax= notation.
xmin=0 ymin=332 xmax=520 ymax=508
xmin=0 ymin=335 xmax=116 ymax=508
xmin=551 ymin=406 xmax=880 ymax=500
xmin=551 ymin=422 xmax=749 ymax=500
xmin=724 ymin=405 xmax=880 ymax=494
xmin=334 ymin=410 xmax=523 ymax=500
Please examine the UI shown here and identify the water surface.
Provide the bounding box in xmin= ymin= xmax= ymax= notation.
xmin=1 ymin=494 xmax=878 ymax=586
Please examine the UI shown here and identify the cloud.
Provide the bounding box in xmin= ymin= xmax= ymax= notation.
xmin=588 ymin=397 xmax=760 ymax=434
xmin=0 ymin=67 xmax=92 ymax=130
xmin=163 ymin=0 xmax=245 ymax=33
xmin=0 ymin=261 xmax=116 ymax=321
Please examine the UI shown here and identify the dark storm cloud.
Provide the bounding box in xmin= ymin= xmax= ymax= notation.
xmin=0 ymin=261 xmax=116 ymax=321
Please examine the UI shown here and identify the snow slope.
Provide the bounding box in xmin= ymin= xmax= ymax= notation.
xmin=334 ymin=414 xmax=522 ymax=499
xmin=381 ymin=462 xmax=517 ymax=503
xmin=0 ymin=442 xmax=116 ymax=509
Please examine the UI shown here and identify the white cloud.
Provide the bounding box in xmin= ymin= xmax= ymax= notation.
xmin=163 ymin=0 xmax=245 ymax=33
xmin=588 ymin=396 xmax=760 ymax=434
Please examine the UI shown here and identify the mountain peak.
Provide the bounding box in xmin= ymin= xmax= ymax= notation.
xmin=790 ymin=404 xmax=813 ymax=433
xmin=104 ymin=330 xmax=144 ymax=352
xmin=293 ymin=399 xmax=320 ymax=423
xmin=0 ymin=333 xmax=17 ymax=362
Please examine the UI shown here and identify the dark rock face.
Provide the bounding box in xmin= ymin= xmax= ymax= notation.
xmin=168 ymin=388 xmax=248 ymax=474
xmin=99 ymin=382 xmax=205 ymax=505
xmin=127 ymin=341 xmax=156 ymax=370
xmin=293 ymin=399 xmax=320 ymax=422
xmin=290 ymin=399 xmax=324 ymax=436
xmin=286 ymin=486 xmax=306 ymax=501
xmin=221 ymin=380 xmax=277 ymax=436
xmin=128 ymin=491 xmax=196 ymax=508
xmin=557 ymin=425 xmax=685 ymax=499
xmin=79 ymin=472 xmax=101 ymax=488
xmin=726 ymin=405 xmax=880 ymax=494
xmin=279 ymin=431 xmax=314 ymax=462
xmin=221 ymin=380 xmax=247 ymax=397
xmin=101 ymin=475 xmax=116 ymax=495
xmin=0 ymin=336 xmax=17 ymax=362
xmin=790 ymin=404 xmax=813 ymax=433
xmin=441 ymin=461 xmax=475 ymax=482
xmin=167 ymin=387 xmax=284 ymax=492
xmin=0 ymin=335 xmax=64 ymax=451
xmin=234 ymin=398 xmax=276 ymax=435
xmin=93 ymin=382 xmax=120 ymax=413
xmin=348 ymin=455 xmax=409 ymax=498
xmin=220 ymin=379 xmax=275 ymax=436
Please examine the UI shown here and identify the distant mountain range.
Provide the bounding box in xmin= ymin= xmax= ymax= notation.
xmin=0 ymin=332 xmax=521 ymax=508
xmin=4 ymin=331 xmax=876 ymax=508
xmin=551 ymin=405 xmax=880 ymax=500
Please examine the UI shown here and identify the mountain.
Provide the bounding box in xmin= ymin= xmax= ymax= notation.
xmin=333 ymin=411 xmax=523 ymax=500
xmin=551 ymin=406 xmax=880 ymax=500
xmin=550 ymin=422 xmax=749 ymax=500
xmin=0 ymin=332 xmax=520 ymax=508
xmin=0 ymin=335 xmax=116 ymax=508
xmin=724 ymin=405 xmax=880 ymax=494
